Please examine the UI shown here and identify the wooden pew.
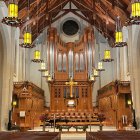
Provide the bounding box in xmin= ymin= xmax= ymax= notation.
xmin=0 ymin=132 xmax=61 ymax=140
xmin=86 ymin=131 xmax=140 ymax=140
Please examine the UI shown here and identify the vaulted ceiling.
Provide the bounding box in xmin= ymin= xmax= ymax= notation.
xmin=6 ymin=0 xmax=131 ymax=45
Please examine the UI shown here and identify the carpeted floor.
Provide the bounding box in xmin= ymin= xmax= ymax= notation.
xmin=29 ymin=126 xmax=116 ymax=139
xmin=61 ymin=133 xmax=86 ymax=140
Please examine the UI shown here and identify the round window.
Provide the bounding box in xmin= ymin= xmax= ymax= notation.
xmin=62 ymin=20 xmax=79 ymax=36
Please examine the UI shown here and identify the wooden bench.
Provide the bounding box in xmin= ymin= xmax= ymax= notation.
xmin=0 ymin=132 xmax=61 ymax=140
xmin=86 ymin=131 xmax=140 ymax=140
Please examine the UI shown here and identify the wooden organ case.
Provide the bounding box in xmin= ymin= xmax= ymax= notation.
xmin=12 ymin=81 xmax=45 ymax=130
xmin=47 ymin=27 xmax=95 ymax=113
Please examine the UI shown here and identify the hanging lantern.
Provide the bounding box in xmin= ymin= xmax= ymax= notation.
xmin=35 ymin=50 xmax=40 ymax=59
xmin=132 ymin=1 xmax=140 ymax=18
xmin=39 ymin=62 xmax=47 ymax=71
xmin=89 ymin=75 xmax=96 ymax=81
xmin=93 ymin=69 xmax=99 ymax=77
xmin=115 ymin=31 xmax=123 ymax=43
xmin=42 ymin=70 xmax=49 ymax=77
xmin=20 ymin=31 xmax=35 ymax=48
xmin=97 ymin=62 xmax=105 ymax=71
xmin=24 ymin=32 xmax=32 ymax=44
xmin=47 ymin=74 xmax=52 ymax=81
xmin=126 ymin=0 xmax=140 ymax=25
xmin=8 ymin=3 xmax=18 ymax=18
xmin=2 ymin=2 xmax=23 ymax=27
xmin=105 ymin=50 xmax=111 ymax=59
xmin=31 ymin=50 xmax=43 ymax=63
xmin=102 ymin=50 xmax=114 ymax=62
xmin=114 ymin=17 xmax=127 ymax=47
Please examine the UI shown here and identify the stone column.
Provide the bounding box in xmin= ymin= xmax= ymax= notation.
xmin=128 ymin=25 xmax=140 ymax=128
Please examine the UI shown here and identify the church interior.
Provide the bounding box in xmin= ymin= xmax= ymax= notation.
xmin=0 ymin=0 xmax=140 ymax=139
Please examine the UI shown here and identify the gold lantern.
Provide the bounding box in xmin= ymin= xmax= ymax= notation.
xmin=39 ymin=62 xmax=47 ymax=71
xmin=104 ymin=50 xmax=111 ymax=59
xmin=132 ymin=1 xmax=140 ymax=18
xmin=34 ymin=50 xmax=40 ymax=59
xmin=114 ymin=17 xmax=127 ymax=47
xmin=31 ymin=50 xmax=43 ymax=63
xmin=20 ymin=31 xmax=35 ymax=48
xmin=97 ymin=62 xmax=105 ymax=71
xmin=89 ymin=75 xmax=95 ymax=81
xmin=47 ymin=75 xmax=52 ymax=81
xmin=8 ymin=3 xmax=18 ymax=18
xmin=93 ymin=69 xmax=99 ymax=77
xmin=2 ymin=2 xmax=23 ymax=27
xmin=42 ymin=70 xmax=49 ymax=77
xmin=102 ymin=50 xmax=114 ymax=62
xmin=115 ymin=31 xmax=123 ymax=43
xmin=126 ymin=0 xmax=140 ymax=25
xmin=24 ymin=32 xmax=32 ymax=44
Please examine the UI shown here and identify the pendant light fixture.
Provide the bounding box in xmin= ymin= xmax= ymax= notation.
xmin=42 ymin=70 xmax=49 ymax=77
xmin=2 ymin=0 xmax=23 ymax=27
xmin=93 ymin=68 xmax=99 ymax=77
xmin=20 ymin=27 xmax=35 ymax=48
xmin=97 ymin=61 xmax=105 ymax=71
xmin=114 ymin=16 xmax=127 ymax=47
xmin=89 ymin=75 xmax=96 ymax=82
xmin=31 ymin=49 xmax=43 ymax=63
xmin=102 ymin=49 xmax=114 ymax=62
xmin=20 ymin=0 xmax=35 ymax=48
xmin=126 ymin=0 xmax=140 ymax=25
xmin=31 ymin=2 xmax=43 ymax=63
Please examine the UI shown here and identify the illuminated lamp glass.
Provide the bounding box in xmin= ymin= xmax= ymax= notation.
xmin=34 ymin=50 xmax=41 ymax=60
xmin=89 ymin=75 xmax=95 ymax=81
xmin=104 ymin=50 xmax=111 ymax=60
xmin=132 ymin=2 xmax=140 ymax=17
xmin=47 ymin=75 xmax=52 ymax=81
xmin=115 ymin=31 xmax=123 ymax=43
xmin=44 ymin=70 xmax=49 ymax=77
xmin=8 ymin=3 xmax=18 ymax=18
xmin=24 ymin=32 xmax=32 ymax=44
xmin=94 ymin=69 xmax=99 ymax=77
xmin=41 ymin=62 xmax=46 ymax=70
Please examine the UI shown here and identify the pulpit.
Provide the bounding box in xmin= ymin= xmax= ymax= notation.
xmin=12 ymin=81 xmax=45 ymax=131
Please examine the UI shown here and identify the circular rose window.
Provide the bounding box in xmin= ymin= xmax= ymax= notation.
xmin=62 ymin=20 xmax=79 ymax=36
